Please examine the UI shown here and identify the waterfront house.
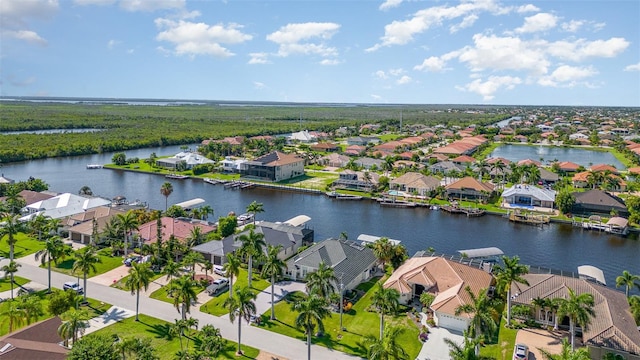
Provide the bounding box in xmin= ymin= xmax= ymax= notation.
xmin=0 ymin=317 xmax=67 ymax=360
xmin=502 ymin=184 xmax=556 ymax=209
xmin=354 ymin=157 xmax=384 ymax=170
xmin=332 ymin=170 xmax=378 ymax=192
xmin=191 ymin=235 xmax=238 ymax=265
xmin=383 ymin=256 xmax=493 ymax=333
xmin=428 ymin=161 xmax=465 ymax=175
xmin=310 ymin=143 xmax=339 ymax=152
xmin=445 ymin=177 xmax=495 ymax=201
xmin=286 ymin=238 xmax=378 ymax=290
xmin=555 ymin=161 xmax=581 ymax=173
xmin=20 ymin=193 xmax=112 ymax=221
xmin=589 ymin=164 xmax=619 ymax=174
xmin=136 ymin=217 xmax=216 ymax=247
xmin=390 ymin=172 xmax=440 ymax=196
xmin=66 ymin=206 xmax=125 ymax=244
xmin=539 ymin=168 xmax=559 ymax=184
xmin=288 ymin=130 xmax=316 ymax=143
xmin=156 ymin=151 xmax=215 ymax=170
xmin=0 ymin=175 xmax=14 ymax=184
xmin=511 ymin=273 xmax=640 ymax=359
xmin=572 ymin=171 xmax=626 ymax=191
xmin=241 ymin=151 xmax=305 ymax=182
xmin=221 ymin=157 xmax=248 ymax=173
xmin=347 ymin=136 xmax=381 ymax=146
xmin=318 ymin=153 xmax=350 ymax=168
xmin=571 ymin=189 xmax=628 ymax=216
xmin=0 ymin=189 xmax=54 ymax=208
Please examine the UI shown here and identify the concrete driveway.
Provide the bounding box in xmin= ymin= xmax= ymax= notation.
xmin=515 ymin=328 xmax=566 ymax=359
xmin=416 ymin=315 xmax=464 ymax=360
xmin=84 ymin=306 xmax=136 ymax=335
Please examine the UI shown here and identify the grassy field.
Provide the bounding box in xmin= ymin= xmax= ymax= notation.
xmin=277 ymin=170 xmax=338 ymax=190
xmin=480 ymin=320 xmax=519 ymax=360
xmin=149 ymin=280 xmax=206 ymax=304
xmin=200 ymin=268 xmax=270 ymax=316
xmin=0 ymin=233 xmax=45 ymax=259
xmin=45 ymin=247 xmax=125 ymax=278
xmin=111 ymin=272 xmax=164 ymax=291
xmin=92 ymin=314 xmax=260 ymax=359
xmin=0 ymin=276 xmax=30 ymax=293
xmin=254 ymin=277 xmax=422 ymax=359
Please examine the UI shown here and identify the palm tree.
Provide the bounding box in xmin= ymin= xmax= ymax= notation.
xmin=371 ymin=282 xmax=400 ymax=340
xmin=160 ymin=182 xmax=174 ymax=211
xmin=445 ymin=334 xmax=492 ymax=360
xmin=261 ymin=244 xmax=286 ymax=320
xmin=35 ymin=235 xmax=72 ymax=293
xmin=493 ymin=255 xmax=529 ymax=325
xmin=371 ymin=237 xmax=394 ymax=272
xmin=197 ymin=324 xmax=224 ymax=358
xmin=305 ymin=261 xmax=338 ymax=298
xmin=115 ymin=210 xmax=139 ymax=257
xmin=163 ymin=259 xmax=182 ymax=283
xmin=224 ymin=286 xmax=257 ymax=355
xmin=199 ymin=205 xmax=214 ymax=221
xmin=78 ymin=185 xmax=93 ymax=196
xmin=186 ymin=226 xmax=204 ymax=247
xmin=223 ymin=252 xmax=242 ymax=293
xmin=293 ymin=294 xmax=331 ymax=360
xmin=181 ymin=251 xmax=204 ymax=280
xmin=58 ymin=308 xmax=89 ymax=347
xmin=29 ymin=213 xmax=49 ymax=241
xmin=615 ymin=270 xmax=640 ymax=297
xmin=200 ymin=260 xmax=213 ymax=281
xmin=169 ymin=275 xmax=198 ymax=320
xmin=19 ymin=294 xmax=44 ymax=325
xmin=72 ymin=246 xmax=102 ymax=302
xmin=555 ymin=287 xmax=595 ymax=350
xmin=532 ymin=296 xmax=551 ymax=326
xmin=2 ymin=260 xmax=21 ymax=300
xmin=0 ymin=300 xmax=26 ymax=333
xmin=538 ymin=338 xmax=591 ymax=360
xmin=455 ymin=286 xmax=499 ymax=356
xmin=0 ymin=214 xmax=26 ymax=262
xmin=245 ymin=201 xmax=264 ymax=224
xmin=125 ymin=262 xmax=154 ymax=321
xmin=628 ymin=295 xmax=640 ymax=325
xmin=363 ymin=325 xmax=409 ymax=360
xmin=238 ymin=229 xmax=266 ymax=288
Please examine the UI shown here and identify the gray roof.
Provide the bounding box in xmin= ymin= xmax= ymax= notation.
xmin=288 ymin=238 xmax=377 ymax=288
xmin=573 ymin=189 xmax=626 ymax=209
xmin=502 ymin=184 xmax=556 ymax=202
xmin=429 ymin=161 xmax=465 ymax=173
xmin=539 ymin=168 xmax=559 ymax=182
xmin=192 ymin=236 xmax=236 ymax=257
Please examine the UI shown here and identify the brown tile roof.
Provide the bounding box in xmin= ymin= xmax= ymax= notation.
xmin=557 ymin=161 xmax=581 ymax=171
xmin=589 ymin=164 xmax=618 ymax=173
xmin=254 ymin=151 xmax=304 ymax=166
xmin=452 ymin=155 xmax=476 ymax=163
xmin=391 ymin=172 xmax=440 ymax=189
xmin=487 ymin=157 xmax=511 ymax=165
xmin=517 ymin=159 xmax=541 ymax=166
xmin=0 ymin=190 xmax=54 ymax=207
xmin=445 ymin=177 xmax=495 ymax=192
xmin=137 ymin=217 xmax=216 ymax=244
xmin=0 ymin=317 xmax=67 ymax=360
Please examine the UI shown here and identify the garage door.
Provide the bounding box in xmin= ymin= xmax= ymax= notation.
xmin=436 ymin=312 xmax=469 ymax=333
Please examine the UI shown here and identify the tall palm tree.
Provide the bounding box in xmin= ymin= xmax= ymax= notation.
xmin=305 ymin=261 xmax=338 ymax=298
xmin=34 ymin=235 xmax=72 ymax=293
xmin=2 ymin=260 xmax=21 ymax=300
xmin=238 ymin=229 xmax=265 ymax=288
xmin=116 ymin=210 xmax=139 ymax=257
xmin=555 ymin=287 xmax=595 ymax=350
xmin=29 ymin=213 xmax=49 ymax=241
xmin=224 ymin=286 xmax=257 ymax=355
xmin=445 ymin=334 xmax=492 ymax=360
xmin=19 ymin=294 xmax=44 ymax=325
xmin=245 ymin=201 xmax=264 ymax=225
xmin=538 ymin=338 xmax=591 ymax=360
xmin=163 ymin=259 xmax=182 ymax=283
xmin=223 ymin=252 xmax=242 ymax=293
xmin=160 ymin=182 xmax=174 ymax=211
xmin=261 ymin=244 xmax=286 ymax=320
xmin=72 ymin=246 xmax=102 ymax=302
xmin=199 ymin=205 xmax=214 ymax=221
xmin=363 ymin=325 xmax=409 ymax=360
xmin=493 ymin=255 xmax=529 ymax=325
xmin=169 ymin=275 xmax=198 ymax=320
xmin=0 ymin=300 xmax=26 ymax=333
xmin=371 ymin=282 xmax=400 ymax=340
xmin=181 ymin=250 xmax=204 ymax=280
xmin=58 ymin=308 xmax=89 ymax=347
xmin=628 ymin=295 xmax=640 ymax=325
xmin=615 ymin=270 xmax=640 ymax=297
xmin=125 ymin=262 xmax=154 ymax=321
xmin=371 ymin=237 xmax=394 ymax=272
xmin=293 ymin=294 xmax=331 ymax=360
xmin=0 ymin=214 xmax=26 ymax=262
xmin=455 ymin=286 xmax=499 ymax=356
xmin=186 ymin=226 xmax=204 ymax=247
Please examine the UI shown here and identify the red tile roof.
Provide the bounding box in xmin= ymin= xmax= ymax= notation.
xmin=137 ymin=217 xmax=216 ymax=244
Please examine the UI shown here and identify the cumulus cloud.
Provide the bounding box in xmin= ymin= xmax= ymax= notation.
xmin=561 ymin=19 xmax=584 ymax=33
xmin=515 ymin=13 xmax=558 ymax=33
xmin=0 ymin=0 xmax=58 ymax=45
xmin=374 ymin=70 xmax=388 ymax=79
xmin=625 ymin=62 xmax=640 ymax=72
xmin=457 ymin=75 xmax=521 ymax=100
xmin=120 ymin=0 xmax=184 ymax=12
xmin=266 ymin=22 xmax=340 ymax=58
xmin=320 ymin=59 xmax=340 ymax=65
xmin=450 ymin=14 xmax=478 ymax=33
xmin=155 ymin=17 xmax=252 ymax=57
xmin=248 ymin=52 xmax=270 ymax=64
xmin=546 ymin=37 xmax=629 ymax=61
xmin=73 ymin=0 xmax=115 ymax=5
xmin=379 ymin=0 xmax=403 ymax=11
xmin=253 ymin=81 xmax=266 ymax=89
xmin=3 ymin=30 xmax=47 ymax=46
xmin=414 ymin=56 xmax=448 ymax=72
xmin=538 ymin=65 xmax=597 ymax=87
xmin=516 ymin=4 xmax=539 ymax=13
xmin=397 ymin=75 xmax=412 ymax=84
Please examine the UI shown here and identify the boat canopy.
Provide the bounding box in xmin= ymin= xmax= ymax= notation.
xmin=283 ymin=215 xmax=311 ymax=227
xmin=606 ymin=217 xmax=628 ymax=228
xmin=578 ymin=265 xmax=606 ymax=286
xmin=457 ymin=247 xmax=504 ymax=259
xmin=175 ymin=198 xmax=205 ymax=209
xmin=357 ymin=234 xmax=401 ymax=245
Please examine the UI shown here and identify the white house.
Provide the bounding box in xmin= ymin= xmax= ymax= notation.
xmin=156 ymin=151 xmax=215 ymax=170
xmin=502 ymin=184 xmax=556 ymax=209
xmin=21 ymin=193 xmax=112 ymax=221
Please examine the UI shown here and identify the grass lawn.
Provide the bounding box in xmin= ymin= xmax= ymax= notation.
xmin=0 ymin=276 xmax=30 ymax=292
xmin=111 ymin=272 xmax=164 ymax=291
xmin=200 ymin=268 xmax=270 ymax=316
xmin=92 ymin=314 xmax=260 ymax=360
xmin=480 ymin=320 xmax=518 ymax=360
xmin=254 ymin=277 xmax=422 ymax=359
xmin=45 ymin=247 xmax=125 ymax=278
xmin=276 ymin=171 xmax=338 ymax=190
xmin=149 ymin=280 xmax=206 ymax=304
xmin=0 ymin=233 xmax=45 ymax=259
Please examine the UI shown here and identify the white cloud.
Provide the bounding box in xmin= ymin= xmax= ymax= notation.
xmin=0 ymin=0 xmax=58 ymax=45
xmin=126 ymin=48 xmax=134 ymax=54
xmin=516 ymin=4 xmax=539 ymax=13
xmin=267 ymin=22 xmax=340 ymax=58
xmin=625 ymin=62 xmax=640 ymax=72
xmin=107 ymin=39 xmax=120 ymax=49
xmin=3 ymin=30 xmax=47 ymax=46
xmin=253 ymin=81 xmax=266 ymax=89
xmin=120 ymin=0 xmax=184 ymax=12
xmin=414 ymin=56 xmax=448 ymax=72
xmin=546 ymin=37 xmax=629 ymax=61
xmin=248 ymin=52 xmax=270 ymax=64
xmin=457 ymin=75 xmax=521 ymax=100
xmin=379 ymin=0 xmax=403 ymax=11
xmin=515 ymin=13 xmax=558 ymax=33
xmin=538 ymin=65 xmax=597 ymax=87
xmin=371 ymin=94 xmax=382 ymax=101
xmin=73 ymin=0 xmax=115 ymax=5
xmin=155 ymin=18 xmax=252 ymax=57
xmin=389 ymin=68 xmax=405 ymax=76
xmin=397 ymin=75 xmax=412 ymax=84
xmin=374 ymin=70 xmax=388 ymax=79
xmin=320 ymin=59 xmax=340 ymax=65
xmin=450 ymin=14 xmax=478 ymax=33
xmin=561 ymin=19 xmax=584 ymax=33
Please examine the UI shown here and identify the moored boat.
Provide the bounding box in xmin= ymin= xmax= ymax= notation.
xmin=165 ymin=173 xmax=189 ymax=179
xmin=86 ymin=164 xmax=103 ymax=169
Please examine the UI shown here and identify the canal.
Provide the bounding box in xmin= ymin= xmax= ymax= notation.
xmin=2 ymin=145 xmax=639 ymax=290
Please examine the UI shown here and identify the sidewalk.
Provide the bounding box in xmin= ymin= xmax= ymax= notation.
xmin=84 ymin=306 xmax=136 ymax=335
xmin=0 ymin=281 xmax=47 ymax=301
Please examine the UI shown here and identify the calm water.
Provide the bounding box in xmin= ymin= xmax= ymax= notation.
xmin=2 ymin=146 xmax=639 ymax=290
xmin=490 ymin=144 xmax=626 ymax=169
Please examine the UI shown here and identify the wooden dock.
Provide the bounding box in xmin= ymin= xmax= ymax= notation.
xmin=441 ymin=205 xmax=486 ymax=217
xmin=508 ymin=211 xmax=550 ymax=225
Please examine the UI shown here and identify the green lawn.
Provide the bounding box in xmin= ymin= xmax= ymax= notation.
xmin=200 ymin=268 xmax=270 ymax=316
xmin=45 ymin=247 xmax=125 ymax=278
xmin=0 ymin=233 xmax=45 ymax=259
xmin=253 ymin=277 xmax=422 ymax=359
xmin=149 ymin=280 xmax=206 ymax=304
xmin=111 ymin=272 xmax=164 ymax=291
xmin=0 ymin=276 xmax=30 ymax=292
xmin=92 ymin=314 xmax=260 ymax=360
xmin=480 ymin=320 xmax=519 ymax=360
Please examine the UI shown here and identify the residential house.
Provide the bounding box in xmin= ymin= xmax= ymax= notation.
xmin=332 ymin=170 xmax=378 ymax=192
xmin=589 ymin=164 xmax=619 ymax=174
xmin=517 ymin=159 xmax=541 ymax=167
xmin=539 ymin=168 xmax=559 ymax=184
xmin=136 ymin=217 xmax=216 ymax=246
xmin=0 ymin=317 xmax=67 ymax=360
xmin=288 ymin=130 xmax=316 ymax=143
xmin=0 ymin=190 xmax=54 ymax=207
xmin=354 ymin=157 xmax=384 ymax=170
xmin=318 ymin=153 xmax=350 ymax=168
xmin=502 ymin=184 xmax=556 ymax=209
xmin=445 ymin=177 xmax=495 ymax=201
xmin=451 ymin=155 xmax=476 ymax=166
xmin=310 ymin=143 xmax=339 ymax=152
xmin=66 ymin=206 xmax=125 ymax=244
xmin=571 ymin=189 xmax=628 ymax=216
xmin=429 ymin=161 xmax=465 ymax=175
xmin=343 ymin=145 xmax=366 ymax=156
xmin=511 ymin=274 xmax=640 ymax=359
xmin=286 ymin=238 xmax=378 ymax=290
xmin=156 ymin=151 xmax=215 ymax=170
xmin=242 ymin=151 xmax=304 ymax=182
xmin=383 ymin=256 xmax=493 ymax=332
xmin=20 ymin=193 xmax=112 ymax=221
xmin=390 ymin=172 xmax=440 ymax=196
xmin=572 ymin=171 xmax=626 ymax=191
xmin=0 ymin=175 xmax=14 ymax=184
xmin=347 ymin=136 xmax=381 ymax=146
xmin=556 ymin=161 xmax=581 ymax=173
xmin=221 ymin=157 xmax=248 ymax=173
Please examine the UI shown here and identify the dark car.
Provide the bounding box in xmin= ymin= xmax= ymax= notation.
xmin=123 ymin=256 xmax=141 ymax=267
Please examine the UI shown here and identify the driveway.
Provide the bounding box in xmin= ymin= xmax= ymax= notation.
xmin=84 ymin=306 xmax=136 ymax=335
xmin=416 ymin=314 xmax=464 ymax=360
xmin=219 ymin=280 xmax=307 ymax=321
xmin=515 ymin=328 xmax=566 ymax=359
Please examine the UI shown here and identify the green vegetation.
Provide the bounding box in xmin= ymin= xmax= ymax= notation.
xmin=43 ymin=247 xmax=124 ymax=277
xmin=149 ymin=282 xmax=205 ymax=304
xmin=112 ymin=272 xmax=164 ymax=290
xmin=479 ymin=320 xmax=518 ymax=359
xmin=0 ymin=276 xmax=30 ymax=292
xmin=0 ymin=233 xmax=45 ymax=259
xmin=200 ymin=268 xmax=270 ymax=316
xmin=91 ymin=314 xmax=260 ymax=360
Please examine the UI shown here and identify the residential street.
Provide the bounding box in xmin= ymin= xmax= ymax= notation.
xmin=4 ymin=257 xmax=361 ymax=360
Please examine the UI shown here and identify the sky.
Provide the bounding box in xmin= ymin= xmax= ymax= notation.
xmin=1 ymin=0 xmax=639 ymax=106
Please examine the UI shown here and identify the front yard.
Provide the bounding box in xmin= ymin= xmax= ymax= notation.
xmin=0 ymin=234 xmax=45 ymax=259
xmin=200 ymin=268 xmax=270 ymax=316
xmin=43 ymin=247 xmax=125 ymax=278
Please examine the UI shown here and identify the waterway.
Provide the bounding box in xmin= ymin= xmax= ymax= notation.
xmin=2 ymin=145 xmax=639 ymax=290
xmin=490 ymin=144 xmax=626 ymax=169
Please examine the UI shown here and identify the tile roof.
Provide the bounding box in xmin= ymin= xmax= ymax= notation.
xmin=445 ymin=177 xmax=495 ymax=192
xmin=253 ymin=151 xmax=303 ymax=166
xmin=0 ymin=317 xmax=67 ymax=360
xmin=391 ymin=172 xmax=440 ymax=190
xmin=572 ymin=189 xmax=626 ymax=209
xmin=137 ymin=217 xmax=216 ymax=244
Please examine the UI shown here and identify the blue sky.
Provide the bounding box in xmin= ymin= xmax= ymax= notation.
xmin=1 ymin=0 xmax=639 ymax=106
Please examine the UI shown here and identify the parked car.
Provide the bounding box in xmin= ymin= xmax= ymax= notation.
xmin=63 ymin=282 xmax=84 ymax=294
xmin=213 ymin=265 xmax=225 ymax=276
xmin=123 ymin=256 xmax=141 ymax=267
xmin=206 ymin=278 xmax=229 ymax=296
xmin=513 ymin=344 xmax=529 ymax=360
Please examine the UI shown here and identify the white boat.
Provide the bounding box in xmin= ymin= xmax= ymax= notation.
xmin=86 ymin=164 xmax=103 ymax=169
xmin=165 ymin=173 xmax=189 ymax=179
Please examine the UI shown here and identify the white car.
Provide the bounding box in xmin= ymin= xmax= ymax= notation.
xmin=513 ymin=344 xmax=529 ymax=360
xmin=63 ymin=282 xmax=84 ymax=294
xmin=213 ymin=265 xmax=225 ymax=276
xmin=206 ymin=278 xmax=229 ymax=295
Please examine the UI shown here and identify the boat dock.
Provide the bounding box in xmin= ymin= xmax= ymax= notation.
xmin=203 ymin=178 xmax=229 ymax=185
xmin=572 ymin=215 xmax=629 ymax=236
xmin=166 ymin=173 xmax=190 ymax=179
xmin=326 ymin=191 xmax=363 ymax=200
xmin=224 ymin=180 xmax=255 ymax=189
xmin=440 ymin=204 xmax=485 ymax=217
xmin=507 ymin=210 xmax=550 ymax=226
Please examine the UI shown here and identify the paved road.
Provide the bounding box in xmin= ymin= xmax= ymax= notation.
xmin=4 ymin=258 xmax=361 ymax=360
